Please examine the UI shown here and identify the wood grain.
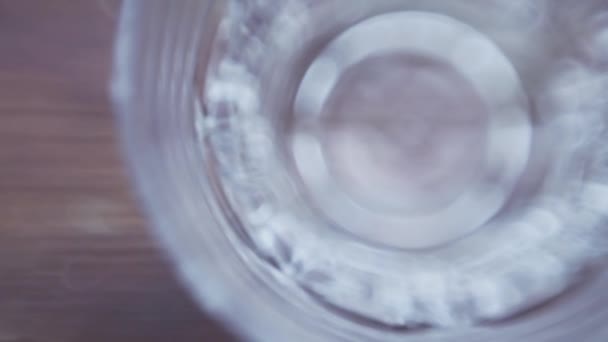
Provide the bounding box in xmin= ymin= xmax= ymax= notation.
xmin=0 ymin=1 xmax=235 ymax=341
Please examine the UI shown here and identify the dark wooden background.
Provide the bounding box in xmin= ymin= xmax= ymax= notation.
xmin=0 ymin=1 xmax=236 ymax=341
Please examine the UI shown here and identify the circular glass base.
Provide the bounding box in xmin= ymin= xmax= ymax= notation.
xmin=290 ymin=12 xmax=530 ymax=249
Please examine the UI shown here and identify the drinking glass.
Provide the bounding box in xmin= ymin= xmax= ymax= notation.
xmin=113 ymin=0 xmax=608 ymax=340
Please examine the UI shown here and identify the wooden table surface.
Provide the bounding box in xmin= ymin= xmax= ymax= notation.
xmin=0 ymin=1 xmax=236 ymax=341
